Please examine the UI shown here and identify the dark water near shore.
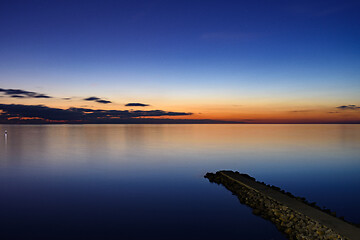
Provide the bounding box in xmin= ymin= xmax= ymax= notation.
xmin=0 ymin=124 xmax=359 ymax=239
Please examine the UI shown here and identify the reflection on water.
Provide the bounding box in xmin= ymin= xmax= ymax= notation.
xmin=0 ymin=124 xmax=359 ymax=239
xmin=4 ymin=130 xmax=7 ymax=147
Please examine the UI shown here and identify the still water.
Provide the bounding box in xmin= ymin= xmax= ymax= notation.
xmin=0 ymin=124 xmax=359 ymax=239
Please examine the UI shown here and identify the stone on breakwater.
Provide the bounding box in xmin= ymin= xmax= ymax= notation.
xmin=204 ymin=171 xmax=354 ymax=240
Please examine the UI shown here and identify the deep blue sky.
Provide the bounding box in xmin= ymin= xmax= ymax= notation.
xmin=0 ymin=0 xmax=360 ymax=122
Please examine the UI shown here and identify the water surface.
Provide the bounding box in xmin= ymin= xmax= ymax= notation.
xmin=0 ymin=124 xmax=359 ymax=239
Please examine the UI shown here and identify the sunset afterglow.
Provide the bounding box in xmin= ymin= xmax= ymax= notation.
xmin=1 ymin=1 xmax=359 ymax=123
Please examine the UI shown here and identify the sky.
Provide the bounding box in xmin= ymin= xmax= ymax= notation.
xmin=0 ymin=0 xmax=360 ymax=123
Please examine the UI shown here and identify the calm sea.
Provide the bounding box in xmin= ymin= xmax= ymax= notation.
xmin=0 ymin=124 xmax=359 ymax=239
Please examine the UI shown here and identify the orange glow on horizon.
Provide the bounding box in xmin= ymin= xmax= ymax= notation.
xmin=1 ymin=96 xmax=359 ymax=124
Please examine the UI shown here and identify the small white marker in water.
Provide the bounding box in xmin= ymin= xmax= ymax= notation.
xmin=4 ymin=130 xmax=7 ymax=135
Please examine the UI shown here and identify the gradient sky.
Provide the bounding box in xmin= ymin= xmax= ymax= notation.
xmin=1 ymin=0 xmax=360 ymax=123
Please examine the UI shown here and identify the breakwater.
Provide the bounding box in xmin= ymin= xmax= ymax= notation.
xmin=205 ymin=171 xmax=360 ymax=240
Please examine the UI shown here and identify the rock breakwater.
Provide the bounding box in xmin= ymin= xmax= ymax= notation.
xmin=205 ymin=171 xmax=360 ymax=240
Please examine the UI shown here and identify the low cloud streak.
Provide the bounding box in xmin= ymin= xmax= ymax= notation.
xmin=0 ymin=88 xmax=52 ymax=99
xmin=84 ymin=96 xmax=112 ymax=104
xmin=336 ymin=105 xmax=360 ymax=110
xmin=125 ymin=103 xmax=150 ymax=107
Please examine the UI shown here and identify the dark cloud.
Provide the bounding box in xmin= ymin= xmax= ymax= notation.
xmin=34 ymin=94 xmax=51 ymax=98
xmin=84 ymin=96 xmax=112 ymax=104
xmin=336 ymin=105 xmax=360 ymax=110
xmin=96 ymin=100 xmax=112 ymax=104
xmin=84 ymin=97 xmax=100 ymax=101
xmin=0 ymin=104 xmax=193 ymax=123
xmin=0 ymin=88 xmax=52 ymax=98
xmin=125 ymin=103 xmax=150 ymax=107
xmin=10 ymin=95 xmax=26 ymax=98
xmin=0 ymin=104 xmax=82 ymax=121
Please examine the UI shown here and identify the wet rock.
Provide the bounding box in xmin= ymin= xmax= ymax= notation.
xmin=252 ymin=209 xmax=261 ymax=215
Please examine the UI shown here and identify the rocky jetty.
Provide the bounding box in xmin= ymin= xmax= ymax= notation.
xmin=205 ymin=171 xmax=360 ymax=240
